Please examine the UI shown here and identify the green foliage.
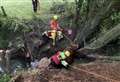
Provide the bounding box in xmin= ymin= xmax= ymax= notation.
xmin=0 ymin=16 xmax=31 ymax=48
xmin=99 ymin=11 xmax=120 ymax=36
xmin=50 ymin=1 xmax=75 ymax=15
xmin=1 ymin=0 xmax=33 ymax=19
xmin=0 ymin=74 xmax=11 ymax=82
xmin=0 ymin=18 xmax=14 ymax=48
xmin=50 ymin=2 xmax=66 ymax=14
xmin=111 ymin=12 xmax=120 ymax=25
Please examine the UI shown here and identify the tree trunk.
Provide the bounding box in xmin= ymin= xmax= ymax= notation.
xmin=5 ymin=50 xmax=11 ymax=73
xmin=74 ymin=0 xmax=113 ymax=44
xmin=32 ymin=0 xmax=39 ymax=13
xmin=74 ymin=0 xmax=83 ymax=27
xmin=1 ymin=6 xmax=7 ymax=16
xmin=85 ymin=23 xmax=120 ymax=49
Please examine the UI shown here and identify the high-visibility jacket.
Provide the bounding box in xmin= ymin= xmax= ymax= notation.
xmin=51 ymin=51 xmax=61 ymax=65
xmin=50 ymin=20 xmax=59 ymax=30
xmin=61 ymin=60 xmax=68 ymax=67
xmin=60 ymin=52 xmax=66 ymax=59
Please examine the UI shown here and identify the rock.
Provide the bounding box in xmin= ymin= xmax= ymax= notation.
xmin=0 ymin=50 xmax=4 ymax=53
xmin=37 ymin=57 xmax=51 ymax=69
xmin=68 ymin=29 xmax=72 ymax=35
xmin=31 ymin=60 xmax=39 ymax=69
xmin=0 ymin=66 xmax=4 ymax=73
xmin=0 ymin=50 xmax=4 ymax=61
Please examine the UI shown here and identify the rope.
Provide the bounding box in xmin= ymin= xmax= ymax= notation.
xmin=70 ymin=65 xmax=120 ymax=82
xmin=36 ymin=70 xmax=49 ymax=81
xmin=33 ymin=65 xmax=120 ymax=82
xmin=62 ymin=33 xmax=74 ymax=44
xmin=39 ymin=74 xmax=49 ymax=81
xmin=62 ymin=29 xmax=120 ymax=82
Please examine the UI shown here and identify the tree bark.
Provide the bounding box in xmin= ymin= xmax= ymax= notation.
xmin=84 ymin=23 xmax=120 ymax=49
xmin=5 ymin=50 xmax=11 ymax=73
xmin=74 ymin=0 xmax=113 ymax=44
xmin=32 ymin=0 xmax=39 ymax=13
xmin=74 ymin=0 xmax=83 ymax=27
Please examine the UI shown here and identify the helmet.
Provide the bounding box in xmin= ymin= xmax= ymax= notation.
xmin=60 ymin=52 xmax=66 ymax=59
xmin=64 ymin=50 xmax=71 ymax=57
xmin=53 ymin=15 xmax=58 ymax=20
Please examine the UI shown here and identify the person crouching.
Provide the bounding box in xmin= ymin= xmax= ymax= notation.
xmin=50 ymin=50 xmax=73 ymax=68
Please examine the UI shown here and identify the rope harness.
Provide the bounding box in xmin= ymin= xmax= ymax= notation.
xmin=63 ymin=33 xmax=73 ymax=44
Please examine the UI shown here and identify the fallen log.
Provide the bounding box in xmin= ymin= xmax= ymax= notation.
xmin=74 ymin=0 xmax=113 ymax=44
xmin=85 ymin=23 xmax=120 ymax=49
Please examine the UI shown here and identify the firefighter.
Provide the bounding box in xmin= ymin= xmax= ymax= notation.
xmin=50 ymin=50 xmax=72 ymax=68
xmin=50 ymin=43 xmax=80 ymax=68
xmin=50 ymin=51 xmax=62 ymax=68
xmin=50 ymin=15 xmax=63 ymax=45
xmin=60 ymin=50 xmax=71 ymax=67
xmin=50 ymin=15 xmax=60 ymax=31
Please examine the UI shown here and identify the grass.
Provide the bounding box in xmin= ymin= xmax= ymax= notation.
xmin=0 ymin=0 xmax=74 ymax=19
xmin=0 ymin=0 xmax=33 ymax=19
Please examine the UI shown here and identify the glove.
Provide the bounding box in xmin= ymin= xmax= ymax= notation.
xmin=61 ymin=60 xmax=68 ymax=67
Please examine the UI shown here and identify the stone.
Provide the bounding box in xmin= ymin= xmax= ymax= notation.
xmin=37 ymin=57 xmax=51 ymax=69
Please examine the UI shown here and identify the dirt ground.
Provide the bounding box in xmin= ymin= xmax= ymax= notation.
xmin=12 ymin=58 xmax=120 ymax=82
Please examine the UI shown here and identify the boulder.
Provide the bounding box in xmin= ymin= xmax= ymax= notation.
xmin=37 ymin=57 xmax=51 ymax=69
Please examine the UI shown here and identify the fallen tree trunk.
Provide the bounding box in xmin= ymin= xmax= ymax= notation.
xmin=84 ymin=23 xmax=120 ymax=49
xmin=88 ymin=55 xmax=120 ymax=61
xmin=74 ymin=0 xmax=113 ymax=44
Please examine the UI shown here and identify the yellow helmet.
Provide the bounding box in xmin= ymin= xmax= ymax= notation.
xmin=53 ymin=15 xmax=58 ymax=20
xmin=65 ymin=50 xmax=71 ymax=57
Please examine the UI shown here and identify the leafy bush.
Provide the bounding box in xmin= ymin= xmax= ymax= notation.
xmin=0 ymin=74 xmax=11 ymax=82
xmin=50 ymin=1 xmax=75 ymax=15
xmin=50 ymin=2 xmax=65 ymax=14
xmin=0 ymin=16 xmax=32 ymax=48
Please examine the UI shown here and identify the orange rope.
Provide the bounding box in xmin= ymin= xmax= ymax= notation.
xmin=70 ymin=65 xmax=120 ymax=82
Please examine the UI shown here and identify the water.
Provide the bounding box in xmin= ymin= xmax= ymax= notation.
xmin=10 ymin=59 xmax=27 ymax=73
